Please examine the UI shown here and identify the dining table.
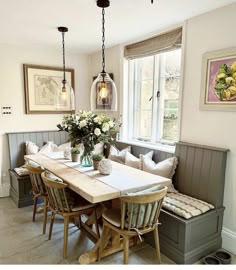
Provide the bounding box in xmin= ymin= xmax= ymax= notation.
xmin=25 ymin=152 xmax=172 ymax=264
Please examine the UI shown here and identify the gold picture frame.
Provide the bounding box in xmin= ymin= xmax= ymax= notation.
xmin=23 ymin=64 xmax=75 ymax=114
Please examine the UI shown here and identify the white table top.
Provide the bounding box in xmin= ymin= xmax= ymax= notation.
xmin=25 ymin=152 xmax=171 ymax=203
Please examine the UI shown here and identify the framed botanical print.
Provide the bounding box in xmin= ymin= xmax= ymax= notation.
xmin=23 ymin=64 xmax=75 ymax=114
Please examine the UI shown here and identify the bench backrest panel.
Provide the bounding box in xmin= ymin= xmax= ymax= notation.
xmin=174 ymin=142 xmax=228 ymax=208
xmin=7 ymin=130 xmax=69 ymax=169
xmin=115 ymin=141 xmax=228 ymax=208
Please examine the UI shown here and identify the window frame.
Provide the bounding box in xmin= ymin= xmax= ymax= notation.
xmin=121 ymin=24 xmax=185 ymax=151
xmin=127 ymin=49 xmax=181 ymax=145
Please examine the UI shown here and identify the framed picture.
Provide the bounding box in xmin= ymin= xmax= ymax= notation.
xmin=92 ymin=73 xmax=114 ymax=111
xmin=200 ymin=47 xmax=236 ymax=111
xmin=23 ymin=64 xmax=75 ymax=114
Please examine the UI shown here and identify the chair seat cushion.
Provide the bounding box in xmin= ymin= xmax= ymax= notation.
xmin=102 ymin=208 xmax=121 ymax=227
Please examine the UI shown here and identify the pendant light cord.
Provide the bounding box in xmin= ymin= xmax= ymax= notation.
xmin=102 ymin=7 xmax=106 ymax=74
xmin=62 ymin=31 xmax=66 ymax=84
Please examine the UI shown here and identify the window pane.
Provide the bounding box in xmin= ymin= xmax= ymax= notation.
xmin=128 ymin=48 xmax=181 ymax=145
xmin=158 ymin=49 xmax=181 ymax=142
xmin=133 ymin=56 xmax=154 ymax=140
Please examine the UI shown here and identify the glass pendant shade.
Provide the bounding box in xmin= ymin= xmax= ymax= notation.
xmin=91 ymin=72 xmax=117 ymax=111
xmin=55 ymin=81 xmax=75 ymax=111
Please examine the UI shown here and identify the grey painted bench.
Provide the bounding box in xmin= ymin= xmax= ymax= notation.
xmin=114 ymin=141 xmax=228 ymax=264
xmin=7 ymin=130 xmax=69 ymax=207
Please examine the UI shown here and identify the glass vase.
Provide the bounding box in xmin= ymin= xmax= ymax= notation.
xmin=81 ymin=151 xmax=93 ymax=167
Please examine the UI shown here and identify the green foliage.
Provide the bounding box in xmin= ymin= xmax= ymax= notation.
xmin=92 ymin=154 xmax=103 ymax=161
xmin=71 ymin=147 xmax=80 ymax=154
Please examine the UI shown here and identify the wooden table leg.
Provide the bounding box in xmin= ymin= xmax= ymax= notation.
xmin=78 ymin=231 xmax=137 ymax=264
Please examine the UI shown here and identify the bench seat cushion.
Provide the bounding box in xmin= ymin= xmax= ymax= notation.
xmin=162 ymin=192 xmax=215 ymax=219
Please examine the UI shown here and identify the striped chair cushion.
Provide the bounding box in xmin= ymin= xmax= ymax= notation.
xmin=162 ymin=192 xmax=214 ymax=219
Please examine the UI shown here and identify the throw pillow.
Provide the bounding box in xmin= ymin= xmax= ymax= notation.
xmin=51 ymin=142 xmax=72 ymax=152
xmin=39 ymin=141 xmax=54 ymax=154
xmin=141 ymin=156 xmax=178 ymax=179
xmin=108 ymin=145 xmax=131 ymax=164
xmin=25 ymin=141 xmax=39 ymax=155
xmin=125 ymin=151 xmax=154 ymax=170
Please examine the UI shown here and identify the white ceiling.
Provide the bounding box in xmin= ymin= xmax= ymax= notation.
xmin=1 ymin=0 xmax=236 ymax=54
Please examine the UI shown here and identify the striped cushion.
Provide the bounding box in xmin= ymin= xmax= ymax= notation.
xmin=162 ymin=192 xmax=214 ymax=219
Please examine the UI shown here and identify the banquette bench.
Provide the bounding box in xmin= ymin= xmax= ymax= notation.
xmin=7 ymin=131 xmax=228 ymax=264
xmin=7 ymin=130 xmax=69 ymax=207
xmin=114 ymin=140 xmax=228 ymax=264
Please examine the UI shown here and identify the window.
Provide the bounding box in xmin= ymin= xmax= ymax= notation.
xmin=124 ymin=28 xmax=182 ymax=146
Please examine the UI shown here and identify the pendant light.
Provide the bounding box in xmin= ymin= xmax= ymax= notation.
xmin=91 ymin=0 xmax=117 ymax=111
xmin=57 ymin=26 xmax=75 ymax=111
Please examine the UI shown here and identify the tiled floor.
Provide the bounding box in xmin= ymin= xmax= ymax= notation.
xmin=0 ymin=197 xmax=235 ymax=265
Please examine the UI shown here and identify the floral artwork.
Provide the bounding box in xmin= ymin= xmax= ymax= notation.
xmin=200 ymin=47 xmax=236 ymax=111
xmin=57 ymin=111 xmax=116 ymax=166
xmin=207 ymin=58 xmax=236 ymax=103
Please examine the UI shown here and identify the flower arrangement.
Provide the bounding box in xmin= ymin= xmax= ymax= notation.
xmin=57 ymin=110 xmax=116 ymax=166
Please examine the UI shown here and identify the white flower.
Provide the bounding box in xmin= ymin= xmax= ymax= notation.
xmin=94 ymin=117 xmax=99 ymax=123
xmin=108 ymin=120 xmax=114 ymax=128
xmin=102 ymin=123 xmax=110 ymax=132
xmin=80 ymin=120 xmax=87 ymax=128
xmin=94 ymin=128 xmax=101 ymax=136
xmin=82 ymin=111 xmax=88 ymax=117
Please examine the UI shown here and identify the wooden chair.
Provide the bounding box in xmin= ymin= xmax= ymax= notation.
xmin=26 ymin=164 xmax=48 ymax=234
xmin=98 ymin=186 xmax=168 ymax=264
xmin=41 ymin=171 xmax=100 ymax=258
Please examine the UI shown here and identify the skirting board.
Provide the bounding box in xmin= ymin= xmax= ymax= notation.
xmin=222 ymin=227 xmax=236 ymax=255
xmin=0 ymin=183 xmax=10 ymax=197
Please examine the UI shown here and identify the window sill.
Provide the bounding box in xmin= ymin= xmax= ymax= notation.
xmin=117 ymin=139 xmax=175 ymax=154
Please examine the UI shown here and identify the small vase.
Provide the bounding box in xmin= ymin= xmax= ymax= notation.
xmin=81 ymin=152 xmax=92 ymax=167
xmin=93 ymin=160 xmax=100 ymax=170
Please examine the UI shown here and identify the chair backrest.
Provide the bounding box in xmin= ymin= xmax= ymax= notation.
xmin=120 ymin=186 xmax=168 ymax=231
xmin=41 ymin=172 xmax=71 ymax=213
xmin=26 ymin=165 xmax=46 ymax=195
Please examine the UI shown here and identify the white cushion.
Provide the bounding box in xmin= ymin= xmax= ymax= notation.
xmin=125 ymin=151 xmax=153 ymax=170
xmin=25 ymin=141 xmax=39 ymax=155
xmin=162 ymin=192 xmax=215 ymax=219
xmin=51 ymin=142 xmax=71 ymax=152
xmin=108 ymin=145 xmax=131 ymax=164
xmin=141 ymin=156 xmax=178 ymax=179
xmin=39 ymin=141 xmax=54 ymax=154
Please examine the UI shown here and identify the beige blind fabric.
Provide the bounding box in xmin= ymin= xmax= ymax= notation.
xmin=124 ymin=27 xmax=182 ymax=60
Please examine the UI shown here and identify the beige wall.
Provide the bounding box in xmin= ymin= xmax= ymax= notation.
xmin=0 ymin=44 xmax=89 ymax=196
xmin=181 ymin=3 xmax=236 ymax=253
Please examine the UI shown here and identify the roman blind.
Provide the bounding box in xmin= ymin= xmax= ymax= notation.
xmin=124 ymin=27 xmax=182 ymax=60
